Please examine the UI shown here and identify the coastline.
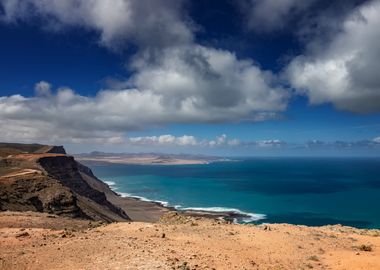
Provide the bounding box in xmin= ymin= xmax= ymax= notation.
xmin=102 ymin=180 xmax=265 ymax=224
xmin=75 ymin=157 xmax=212 ymax=166
xmin=2 ymin=144 xmax=380 ymax=269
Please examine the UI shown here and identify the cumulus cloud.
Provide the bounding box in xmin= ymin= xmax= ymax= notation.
xmin=126 ymin=134 xmax=290 ymax=149
xmin=34 ymin=81 xmax=52 ymax=97
xmin=238 ymin=0 xmax=316 ymax=33
xmin=128 ymin=135 xmax=198 ymax=146
xmin=127 ymin=134 xmax=242 ymax=147
xmin=238 ymin=0 xmax=365 ymax=38
xmin=126 ymin=136 xmax=380 ymax=151
xmin=0 ymin=0 xmax=291 ymax=143
xmin=131 ymin=45 xmax=288 ymax=116
xmin=287 ymin=0 xmax=380 ymax=113
xmin=0 ymin=80 xmax=287 ymax=143
xmin=207 ymin=134 xmax=236 ymax=147
xmin=255 ymin=139 xmax=286 ymax=147
xmin=0 ymin=0 xmax=192 ymax=50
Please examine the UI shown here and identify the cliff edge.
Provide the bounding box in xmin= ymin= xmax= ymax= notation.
xmin=0 ymin=143 xmax=130 ymax=222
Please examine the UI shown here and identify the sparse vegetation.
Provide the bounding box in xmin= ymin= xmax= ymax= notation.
xmin=358 ymin=244 xmax=373 ymax=252
xmin=308 ymin=255 xmax=319 ymax=262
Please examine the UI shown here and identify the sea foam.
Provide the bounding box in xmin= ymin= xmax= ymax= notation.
xmin=117 ymin=192 xmax=170 ymax=207
xmin=104 ymin=181 xmax=116 ymax=186
xmin=108 ymin=182 xmax=265 ymax=223
xmin=179 ymin=206 xmax=266 ymax=222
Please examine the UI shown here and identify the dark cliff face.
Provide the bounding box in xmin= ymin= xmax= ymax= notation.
xmin=37 ymin=155 xmax=130 ymax=222
xmin=76 ymin=161 xmax=96 ymax=178
xmin=45 ymin=146 xmax=66 ymax=154
xmin=0 ymin=173 xmax=87 ymax=218
xmin=0 ymin=143 xmax=130 ymax=222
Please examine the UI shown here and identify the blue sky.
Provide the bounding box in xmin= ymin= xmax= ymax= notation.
xmin=0 ymin=0 xmax=379 ymax=156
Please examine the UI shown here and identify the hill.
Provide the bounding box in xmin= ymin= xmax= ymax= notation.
xmin=0 ymin=143 xmax=130 ymax=222
xmin=0 ymin=143 xmax=66 ymax=157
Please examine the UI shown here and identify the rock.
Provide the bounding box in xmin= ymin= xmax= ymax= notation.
xmin=15 ymin=232 xmax=30 ymax=238
xmin=0 ymin=143 xmax=130 ymax=223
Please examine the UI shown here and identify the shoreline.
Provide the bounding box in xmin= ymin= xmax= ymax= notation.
xmin=103 ymin=180 xmax=380 ymax=229
xmin=76 ymin=157 xmax=213 ymax=166
xmin=103 ymin=180 xmax=266 ymax=224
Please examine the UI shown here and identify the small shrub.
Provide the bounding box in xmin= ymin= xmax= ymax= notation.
xmin=359 ymin=244 xmax=372 ymax=252
xmin=308 ymin=255 xmax=319 ymax=262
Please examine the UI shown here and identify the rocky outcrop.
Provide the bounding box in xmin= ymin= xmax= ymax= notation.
xmin=0 ymin=143 xmax=130 ymax=222
xmin=0 ymin=143 xmax=66 ymax=156
xmin=0 ymin=173 xmax=87 ymax=218
xmin=37 ymin=145 xmax=67 ymax=154
xmin=38 ymin=155 xmax=129 ymax=221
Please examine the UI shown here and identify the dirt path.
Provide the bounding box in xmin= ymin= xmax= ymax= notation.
xmin=0 ymin=169 xmax=40 ymax=178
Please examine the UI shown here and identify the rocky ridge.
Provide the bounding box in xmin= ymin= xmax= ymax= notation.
xmin=0 ymin=143 xmax=130 ymax=222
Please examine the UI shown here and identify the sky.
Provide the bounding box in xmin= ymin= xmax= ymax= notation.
xmin=0 ymin=0 xmax=380 ymax=156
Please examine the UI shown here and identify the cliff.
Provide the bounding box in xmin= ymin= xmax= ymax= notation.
xmin=0 ymin=143 xmax=130 ymax=222
xmin=0 ymin=143 xmax=66 ymax=156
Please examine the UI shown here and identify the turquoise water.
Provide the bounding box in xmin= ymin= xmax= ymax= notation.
xmin=88 ymin=158 xmax=380 ymax=228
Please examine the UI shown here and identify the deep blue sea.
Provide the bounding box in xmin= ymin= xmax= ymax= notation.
xmin=89 ymin=158 xmax=380 ymax=229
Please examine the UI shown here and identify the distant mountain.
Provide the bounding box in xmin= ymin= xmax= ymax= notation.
xmin=76 ymin=152 xmax=222 ymax=160
xmin=75 ymin=152 xmax=223 ymax=165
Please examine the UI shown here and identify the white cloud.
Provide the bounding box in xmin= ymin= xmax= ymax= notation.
xmin=0 ymin=0 xmax=192 ymax=50
xmin=238 ymin=0 xmax=316 ymax=33
xmin=206 ymin=134 xmax=242 ymax=147
xmin=227 ymin=138 xmax=241 ymax=146
xmin=208 ymin=134 xmax=227 ymax=147
xmin=287 ymin=0 xmax=380 ymax=113
xmin=127 ymin=134 xmax=242 ymax=147
xmin=130 ymin=45 xmax=288 ymax=118
xmin=128 ymin=135 xmax=197 ymax=146
xmin=0 ymin=0 xmax=291 ymax=144
xmin=255 ymin=139 xmax=285 ymax=147
xmin=0 ymin=42 xmax=289 ymax=142
xmin=125 ymin=136 xmax=380 ymax=150
xmin=34 ymin=81 xmax=52 ymax=97
xmin=177 ymin=135 xmax=198 ymax=146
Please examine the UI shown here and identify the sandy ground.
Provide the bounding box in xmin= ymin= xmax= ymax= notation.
xmin=0 ymin=211 xmax=379 ymax=270
xmin=106 ymin=195 xmax=170 ymax=222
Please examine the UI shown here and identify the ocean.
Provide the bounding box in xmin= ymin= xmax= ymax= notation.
xmin=89 ymin=157 xmax=380 ymax=229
